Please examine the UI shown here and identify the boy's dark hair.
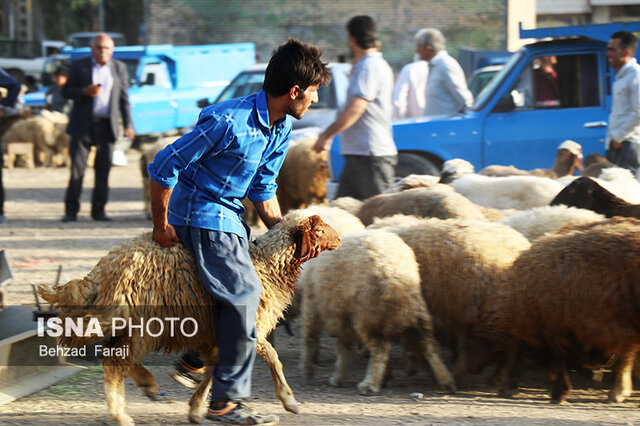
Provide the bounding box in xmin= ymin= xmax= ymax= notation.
xmin=347 ymin=15 xmax=378 ymax=49
xmin=54 ymin=67 xmax=68 ymax=77
xmin=611 ymin=31 xmax=638 ymax=55
xmin=263 ymin=38 xmax=331 ymax=97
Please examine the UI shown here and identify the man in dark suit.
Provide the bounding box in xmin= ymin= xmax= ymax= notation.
xmin=61 ymin=33 xmax=134 ymax=222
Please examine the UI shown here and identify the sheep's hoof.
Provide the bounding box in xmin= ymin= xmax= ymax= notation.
xmin=282 ymin=398 xmax=300 ymax=414
xmin=188 ymin=412 xmax=202 ymax=423
xmin=608 ymin=389 xmax=630 ymax=403
xmin=140 ymin=386 xmax=160 ymax=401
xmin=440 ymin=382 xmax=457 ymax=394
xmin=328 ymin=374 xmax=344 ymax=387
xmin=357 ymin=382 xmax=380 ymax=396
xmin=115 ymin=414 xmax=135 ymax=426
xmin=498 ymin=387 xmax=518 ymax=398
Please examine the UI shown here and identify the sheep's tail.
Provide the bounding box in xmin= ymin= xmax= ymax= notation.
xmin=37 ymin=280 xmax=120 ymax=347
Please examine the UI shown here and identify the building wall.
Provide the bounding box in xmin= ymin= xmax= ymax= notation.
xmin=146 ymin=0 xmax=508 ymax=71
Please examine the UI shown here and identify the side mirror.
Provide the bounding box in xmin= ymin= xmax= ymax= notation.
xmin=493 ymin=92 xmax=515 ymax=113
xmin=197 ymin=98 xmax=211 ymax=109
xmin=141 ymin=73 xmax=155 ymax=86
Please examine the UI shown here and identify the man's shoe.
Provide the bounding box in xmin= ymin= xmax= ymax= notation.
xmin=61 ymin=214 xmax=77 ymax=223
xmin=169 ymin=363 xmax=204 ymax=389
xmin=91 ymin=213 xmax=112 ymax=221
xmin=203 ymin=401 xmax=279 ymax=425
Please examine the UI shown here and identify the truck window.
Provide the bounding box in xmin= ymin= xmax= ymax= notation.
xmin=140 ymin=62 xmax=171 ymax=88
xmin=510 ymin=53 xmax=599 ymax=110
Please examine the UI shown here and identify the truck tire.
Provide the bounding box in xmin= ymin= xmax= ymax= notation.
xmin=395 ymin=153 xmax=440 ymax=178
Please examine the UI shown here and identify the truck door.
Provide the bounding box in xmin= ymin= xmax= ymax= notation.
xmin=129 ymin=59 xmax=177 ymax=135
xmin=483 ymin=52 xmax=608 ymax=169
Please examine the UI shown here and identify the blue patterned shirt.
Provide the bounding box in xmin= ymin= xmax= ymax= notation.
xmin=148 ymin=90 xmax=292 ymax=237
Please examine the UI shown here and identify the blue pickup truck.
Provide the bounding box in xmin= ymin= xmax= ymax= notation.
xmin=24 ymin=42 xmax=256 ymax=137
xmin=330 ymin=22 xmax=640 ymax=179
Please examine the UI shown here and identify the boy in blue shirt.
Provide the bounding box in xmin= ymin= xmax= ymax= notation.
xmin=148 ymin=39 xmax=330 ymax=425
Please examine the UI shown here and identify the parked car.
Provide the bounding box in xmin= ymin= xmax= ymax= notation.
xmin=468 ymin=64 xmax=504 ymax=97
xmin=209 ymin=62 xmax=351 ymax=130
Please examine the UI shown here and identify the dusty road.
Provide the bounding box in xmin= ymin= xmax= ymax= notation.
xmin=0 ymin=155 xmax=638 ymax=425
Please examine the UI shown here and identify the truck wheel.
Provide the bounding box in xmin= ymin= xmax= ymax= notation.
xmin=395 ymin=153 xmax=440 ymax=178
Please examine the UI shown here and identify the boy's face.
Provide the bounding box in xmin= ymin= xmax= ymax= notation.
xmin=287 ymin=84 xmax=319 ymax=120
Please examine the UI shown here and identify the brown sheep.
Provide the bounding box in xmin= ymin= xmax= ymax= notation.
xmin=38 ymin=211 xmax=341 ymax=425
xmin=356 ymin=186 xmax=488 ymax=226
xmin=2 ymin=115 xmax=69 ymax=167
xmin=369 ymin=216 xmax=531 ymax=379
xmin=275 ymin=137 xmax=330 ymax=214
xmin=480 ymin=140 xmax=584 ymax=179
xmin=482 ymin=218 xmax=640 ymax=404
xmin=550 ymin=176 xmax=640 ymax=219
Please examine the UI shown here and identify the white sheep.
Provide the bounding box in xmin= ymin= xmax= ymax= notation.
xmin=501 ymin=205 xmax=605 ymax=242
xmin=329 ymin=196 xmax=363 ymax=216
xmin=38 ymin=211 xmax=341 ymax=425
xmin=301 ymin=228 xmax=455 ymax=395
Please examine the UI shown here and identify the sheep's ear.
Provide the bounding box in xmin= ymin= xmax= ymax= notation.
xmin=293 ymin=228 xmax=312 ymax=261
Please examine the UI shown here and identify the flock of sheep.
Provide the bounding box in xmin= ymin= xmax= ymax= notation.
xmin=1 ymin=110 xmax=70 ymax=167
xmin=38 ymin=138 xmax=640 ymax=425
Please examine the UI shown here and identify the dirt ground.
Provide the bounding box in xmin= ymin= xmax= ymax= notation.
xmin=0 ymin=153 xmax=639 ymax=425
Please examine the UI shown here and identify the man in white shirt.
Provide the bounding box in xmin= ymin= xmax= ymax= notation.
xmin=392 ymin=29 xmax=431 ymax=119
xmin=421 ymin=28 xmax=473 ymax=117
xmin=605 ymin=31 xmax=640 ymax=177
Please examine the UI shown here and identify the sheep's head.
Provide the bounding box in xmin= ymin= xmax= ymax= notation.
xmin=292 ymin=214 xmax=341 ymax=262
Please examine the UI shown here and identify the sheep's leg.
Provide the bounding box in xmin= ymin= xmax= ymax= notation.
xmin=256 ymin=339 xmax=300 ymax=414
xmin=634 ymin=354 xmax=640 ymax=381
xmin=549 ymin=350 xmax=571 ymax=404
xmin=609 ymin=349 xmax=637 ymax=403
xmin=401 ymin=330 xmax=421 ymax=376
xmin=126 ymin=365 xmax=158 ymax=400
xmin=188 ymin=366 xmax=213 ymax=424
xmin=301 ymin=298 xmax=322 ymax=380
xmin=103 ymin=358 xmax=134 ymax=426
xmin=329 ymin=337 xmax=352 ymax=388
xmin=358 ymin=340 xmax=391 ymax=395
xmin=498 ymin=343 xmax=524 ymax=398
xmin=419 ymin=330 xmax=456 ymax=392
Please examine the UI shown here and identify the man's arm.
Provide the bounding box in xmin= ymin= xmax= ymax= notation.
xmin=312 ymin=97 xmax=368 ymax=153
xmin=253 ymin=197 xmax=282 ymax=229
xmin=150 ymin=180 xmax=180 ymax=247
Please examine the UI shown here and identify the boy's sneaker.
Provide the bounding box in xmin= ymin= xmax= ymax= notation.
xmin=203 ymin=401 xmax=279 ymax=425
xmin=169 ymin=361 xmax=204 ymax=389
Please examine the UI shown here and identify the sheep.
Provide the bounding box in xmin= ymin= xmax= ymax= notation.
xmin=301 ymin=228 xmax=455 ymax=395
xmin=369 ymin=216 xmax=531 ymax=379
xmin=298 ymin=204 xmax=364 ymax=236
xmin=449 ymin=173 xmax=565 ymax=210
xmin=551 ymin=176 xmax=640 ymax=219
xmin=501 ymin=205 xmax=605 ymax=242
xmin=482 ymin=217 xmax=640 ymax=404
xmin=2 ymin=114 xmax=69 ymax=167
xmin=329 ymin=196 xmax=363 ymax=216
xmin=480 ymin=140 xmax=584 ymax=179
xmin=38 ymin=211 xmax=341 ymax=425
xmin=383 ymin=173 xmax=440 ymax=193
xmin=582 ymin=153 xmax=614 ymax=177
xmin=275 ymin=137 xmax=330 ymax=214
xmin=356 ymin=186 xmax=488 ymax=226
